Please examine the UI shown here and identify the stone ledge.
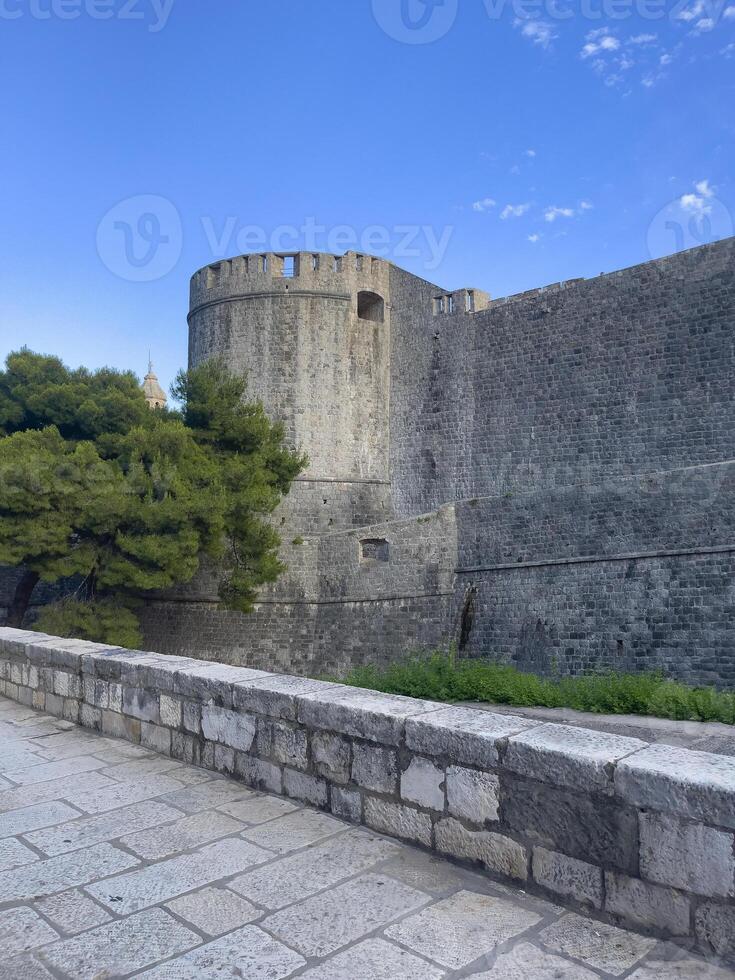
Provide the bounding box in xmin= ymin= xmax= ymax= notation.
xmin=1 ymin=627 xmax=734 ymax=963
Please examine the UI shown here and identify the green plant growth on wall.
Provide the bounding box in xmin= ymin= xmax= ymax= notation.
xmin=344 ymin=650 xmax=735 ymax=724
xmin=0 ymin=350 xmax=307 ymax=646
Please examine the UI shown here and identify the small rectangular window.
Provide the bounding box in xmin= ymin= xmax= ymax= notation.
xmin=434 ymin=296 xmax=445 ymax=315
xmin=312 ymin=254 xmax=320 ymax=271
xmin=261 ymin=255 xmax=268 ymax=273
xmin=448 ymin=295 xmax=455 ymax=314
xmin=282 ymin=256 xmax=295 ymax=277
xmin=355 ymin=255 xmax=363 ymax=272
xmin=466 ymin=290 xmax=475 ymax=313
xmin=334 ymin=256 xmax=342 ymax=272
xmin=360 ymin=538 xmax=389 ymax=562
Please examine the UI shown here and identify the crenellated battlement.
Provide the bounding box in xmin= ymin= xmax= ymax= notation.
xmin=189 ymin=250 xmax=393 ymax=312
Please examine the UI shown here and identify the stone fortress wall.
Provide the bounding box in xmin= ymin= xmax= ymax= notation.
xmin=135 ymin=236 xmax=735 ymax=685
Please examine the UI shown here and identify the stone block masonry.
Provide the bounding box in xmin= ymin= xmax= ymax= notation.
xmin=2 ymin=627 xmax=735 ymax=963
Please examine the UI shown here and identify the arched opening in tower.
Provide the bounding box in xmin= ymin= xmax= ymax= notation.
xmin=357 ymin=291 xmax=385 ymax=323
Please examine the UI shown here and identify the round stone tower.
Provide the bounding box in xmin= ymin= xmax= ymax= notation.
xmin=188 ymin=251 xmax=393 ymax=535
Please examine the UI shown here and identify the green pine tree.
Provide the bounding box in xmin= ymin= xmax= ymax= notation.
xmin=0 ymin=350 xmax=307 ymax=646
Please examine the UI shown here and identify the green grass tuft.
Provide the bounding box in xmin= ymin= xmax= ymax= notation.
xmin=343 ymin=650 xmax=735 ymax=725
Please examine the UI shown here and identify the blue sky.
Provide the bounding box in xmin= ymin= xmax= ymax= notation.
xmin=1 ymin=0 xmax=733 ymax=394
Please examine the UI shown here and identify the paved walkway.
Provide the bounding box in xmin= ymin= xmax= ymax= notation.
xmin=0 ymin=696 xmax=732 ymax=980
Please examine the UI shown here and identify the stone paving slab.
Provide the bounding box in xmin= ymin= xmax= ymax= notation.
xmin=0 ymin=694 xmax=733 ymax=980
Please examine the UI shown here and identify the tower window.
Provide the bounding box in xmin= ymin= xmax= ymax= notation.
xmin=433 ymin=296 xmax=445 ymax=315
xmin=466 ymin=290 xmax=475 ymax=312
xmin=282 ymin=256 xmax=295 ymax=277
xmin=360 ymin=538 xmax=389 ymax=562
xmin=355 ymin=254 xmax=363 ymax=272
xmin=312 ymin=254 xmax=320 ymax=270
xmin=357 ymin=291 xmax=385 ymax=323
xmin=448 ymin=295 xmax=455 ymax=314
xmin=261 ymin=255 xmax=268 ymax=273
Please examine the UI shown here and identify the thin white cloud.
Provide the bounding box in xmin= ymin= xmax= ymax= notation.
xmin=544 ymin=206 xmax=575 ymax=222
xmin=580 ymin=200 xmax=594 ymax=210
xmin=629 ymin=34 xmax=657 ymax=45
xmin=725 ymin=5 xmax=735 ymax=17
xmin=692 ymin=16 xmax=715 ymax=32
xmin=581 ymin=32 xmax=620 ymax=59
xmin=528 ymin=233 xmax=541 ymax=243
xmin=675 ymin=0 xmax=705 ymax=22
xmin=525 ymin=149 xmax=537 ymax=158
xmin=501 ymin=203 xmax=531 ymax=220
xmin=472 ymin=198 xmax=497 ymax=212
xmin=514 ymin=19 xmax=557 ymax=49
xmin=681 ymin=179 xmax=715 ymax=216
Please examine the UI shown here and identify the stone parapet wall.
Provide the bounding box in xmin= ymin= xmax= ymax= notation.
xmin=2 ymin=627 xmax=733 ymax=963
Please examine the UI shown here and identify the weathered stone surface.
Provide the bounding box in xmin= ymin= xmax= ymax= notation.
xmin=298 ymin=938 xmax=445 ymax=979
xmin=352 ymin=742 xmax=398 ymax=794
xmin=34 ymin=888 xmax=112 ymax=935
xmin=233 ymin=674 xmax=332 ymax=721
xmin=539 ymin=913 xmax=657 ymax=974
xmin=166 ymin=886 xmax=259 ymax=936
xmin=446 ymin=765 xmax=499 ymax=824
xmin=470 ymin=941 xmax=598 ymax=979
xmin=401 ymin=756 xmax=445 ymax=810
xmin=283 ymin=768 xmax=328 ymax=807
xmin=159 ymin=779 xmax=250 ymax=814
xmin=298 ymin=687 xmax=439 ymax=746
xmin=696 ymin=902 xmax=735 ymax=960
xmin=629 ymin=960 xmax=735 ymax=980
xmin=173 ymin=662 xmax=269 ymax=705
xmin=406 ymin=706 xmax=536 ymax=767
xmin=312 ymin=731 xmax=351 ymax=783
xmin=0 ymin=771 xmax=115 ymax=814
xmin=159 ymin=694 xmax=182 ymax=728
xmin=259 ymin=719 xmax=308 ymax=769
xmin=616 ymin=744 xmax=735 ymax=829
xmin=140 ymin=722 xmax=171 ymax=754
xmin=505 ymin=724 xmax=646 ymax=793
xmin=435 ymin=818 xmax=528 ymax=881
xmin=4 ymin=755 xmax=105 ymax=786
xmin=242 ymin=808 xmax=346 ymax=854
xmin=73 ymin=773 xmax=184 ymax=814
xmin=331 ymin=785 xmax=362 ymax=823
xmin=24 ymin=801 xmax=181 ymax=856
xmin=40 ymin=908 xmax=199 ymax=980
xmin=230 ymin=829 xmax=400 ymax=910
xmin=201 ymin=702 xmax=256 ymax=752
xmin=640 ymin=812 xmax=735 ymax=898
xmin=122 ymin=688 xmax=160 ymax=724
xmin=0 ymin=843 xmax=139 ymax=902
xmin=120 ymin=810 xmax=243 ymax=861
xmin=137 ymin=926 xmax=306 ymax=979
xmin=532 ymin=847 xmax=603 ymax=908
xmin=235 ymin=753 xmax=283 ymax=793
xmin=501 ymin=774 xmax=639 ymax=873
xmin=364 ymin=798 xmax=432 ymax=847
xmin=86 ymin=838 xmax=270 ymax=914
xmin=262 ymin=872 xmax=429 ymax=957
xmin=218 ymin=794 xmax=297 ymax=826
xmin=386 ymin=889 xmax=541 ymax=969
xmin=604 ymin=871 xmax=691 ymax=936
xmin=0 ymin=838 xmax=39 ymax=872
xmin=0 ymin=907 xmax=58 ymax=955
xmin=0 ymin=801 xmax=80 ymax=840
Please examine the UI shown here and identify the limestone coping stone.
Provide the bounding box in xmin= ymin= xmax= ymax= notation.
xmin=405 ymin=706 xmax=539 ymax=768
xmin=615 ymin=743 xmax=735 ymax=829
xmin=296 ymin=686 xmax=443 ymax=746
xmin=505 ymin=724 xmax=648 ymax=794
